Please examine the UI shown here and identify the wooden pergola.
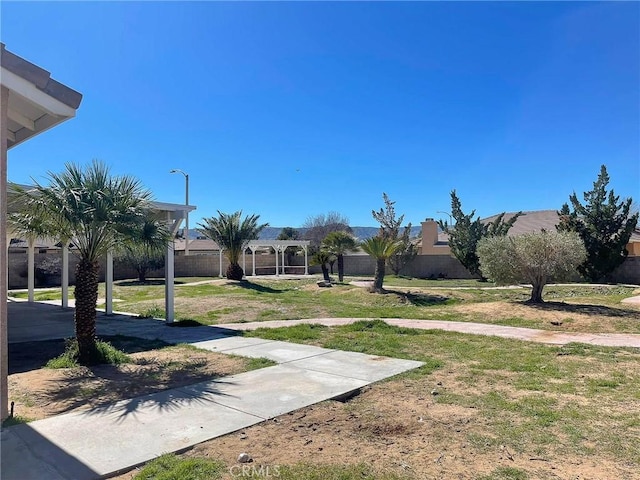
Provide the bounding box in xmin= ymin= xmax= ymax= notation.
xmin=244 ymin=240 xmax=310 ymax=276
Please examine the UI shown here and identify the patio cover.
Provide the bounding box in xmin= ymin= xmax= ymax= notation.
xmin=1 ymin=44 xmax=83 ymax=420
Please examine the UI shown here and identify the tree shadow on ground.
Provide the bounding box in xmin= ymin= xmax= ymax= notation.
xmin=8 ymin=336 xmax=173 ymax=374
xmin=524 ymin=301 xmax=640 ymax=319
xmin=38 ymin=355 xmax=238 ymax=421
xmin=116 ymin=279 xmax=187 ymax=287
xmin=386 ymin=290 xmax=452 ymax=307
xmin=233 ymin=280 xmax=282 ymax=294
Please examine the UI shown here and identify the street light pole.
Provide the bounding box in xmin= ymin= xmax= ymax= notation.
xmin=170 ymin=169 xmax=189 ymax=256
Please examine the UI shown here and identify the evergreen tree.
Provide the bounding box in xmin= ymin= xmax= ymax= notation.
xmin=438 ymin=190 xmax=520 ymax=278
xmin=557 ymin=165 xmax=638 ymax=282
xmin=371 ymin=193 xmax=417 ymax=275
xmin=277 ymin=227 xmax=300 ymax=264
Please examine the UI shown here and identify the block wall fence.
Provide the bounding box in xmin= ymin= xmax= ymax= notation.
xmin=7 ymin=250 xmax=639 ymax=289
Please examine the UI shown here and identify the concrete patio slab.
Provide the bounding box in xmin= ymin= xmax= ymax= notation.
xmin=191 ymin=336 xmax=274 ymax=353
xmin=4 ymin=303 xmax=425 ymax=480
xmin=178 ymin=364 xmax=369 ymax=419
xmin=9 ymin=385 xmax=264 ymax=479
xmin=209 ymin=339 xmax=336 ymax=363
xmin=0 ymin=428 xmax=75 ymax=480
xmin=288 ymin=350 xmax=424 ymax=382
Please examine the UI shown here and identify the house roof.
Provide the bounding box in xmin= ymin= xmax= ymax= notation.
xmin=445 ymin=209 xmax=640 ymax=243
xmin=174 ymin=238 xmax=220 ymax=252
xmin=1 ymin=44 xmax=83 ymax=149
xmin=482 ymin=210 xmax=561 ymax=235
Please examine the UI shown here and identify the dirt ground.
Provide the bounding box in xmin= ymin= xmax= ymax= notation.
xmin=443 ymin=300 xmax=640 ymax=332
xmin=8 ymin=336 xmax=636 ymax=480
xmin=116 ymin=369 xmax=636 ymax=480
xmin=7 ymin=338 xmax=250 ymax=422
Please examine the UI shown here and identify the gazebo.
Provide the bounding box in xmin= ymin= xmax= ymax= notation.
xmin=244 ymin=240 xmax=310 ymax=276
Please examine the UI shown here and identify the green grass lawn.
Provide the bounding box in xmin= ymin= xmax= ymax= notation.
xmin=244 ymin=320 xmax=640 ymax=470
xmin=130 ymin=320 xmax=639 ymax=479
xmin=13 ymin=275 xmax=637 ymax=479
xmin=11 ymin=276 xmax=640 ymax=333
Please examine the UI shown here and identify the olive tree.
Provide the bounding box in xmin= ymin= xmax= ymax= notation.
xmin=477 ymin=231 xmax=586 ymax=303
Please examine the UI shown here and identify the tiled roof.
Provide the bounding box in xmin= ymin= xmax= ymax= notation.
xmin=1 ymin=44 xmax=82 ymax=109
xmin=482 ymin=210 xmax=561 ymax=236
xmin=441 ymin=210 xmax=640 ymax=242
xmin=174 ymin=238 xmax=220 ymax=251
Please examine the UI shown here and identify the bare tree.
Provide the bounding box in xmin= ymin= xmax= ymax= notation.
xmin=302 ymin=211 xmax=351 ymax=251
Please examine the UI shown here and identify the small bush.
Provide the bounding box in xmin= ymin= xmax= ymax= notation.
xmin=138 ymin=305 xmax=166 ymax=319
xmin=245 ymin=357 xmax=278 ymax=370
xmin=276 ymin=462 xmax=409 ymax=480
xmin=478 ymin=466 xmax=529 ymax=480
xmin=341 ymin=319 xmax=421 ymax=336
xmin=46 ymin=338 xmax=131 ymax=368
xmin=2 ymin=415 xmax=32 ymax=427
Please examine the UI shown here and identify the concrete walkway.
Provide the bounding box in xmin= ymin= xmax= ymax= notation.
xmin=219 ymin=318 xmax=640 ymax=349
xmin=3 ymin=301 xmax=639 ymax=479
xmin=2 ymin=312 xmax=422 ymax=480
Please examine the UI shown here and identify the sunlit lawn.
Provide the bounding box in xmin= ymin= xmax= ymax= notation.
xmin=10 ymin=275 xmax=639 ymax=333
xmin=131 ymin=320 xmax=640 ymax=479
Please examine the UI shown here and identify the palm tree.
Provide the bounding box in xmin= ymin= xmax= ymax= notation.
xmin=322 ymin=231 xmax=357 ymax=282
xmin=11 ymin=161 xmax=159 ymax=363
xmin=361 ymin=236 xmax=401 ymax=293
xmin=198 ymin=211 xmax=267 ymax=280
xmin=117 ymin=217 xmax=171 ymax=282
xmin=311 ymin=251 xmax=334 ymax=283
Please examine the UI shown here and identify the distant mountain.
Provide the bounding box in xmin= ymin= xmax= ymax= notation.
xmin=185 ymin=226 xmax=421 ymax=241
xmin=186 ymin=226 xmax=421 ymax=241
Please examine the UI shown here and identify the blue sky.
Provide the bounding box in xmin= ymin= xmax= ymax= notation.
xmin=2 ymin=1 xmax=638 ymax=228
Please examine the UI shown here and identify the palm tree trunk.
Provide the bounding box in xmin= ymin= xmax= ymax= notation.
xmin=227 ymin=263 xmax=244 ymax=281
xmin=372 ymin=258 xmax=386 ymax=293
xmin=321 ymin=263 xmax=330 ymax=282
xmin=337 ymin=254 xmax=344 ymax=283
xmin=75 ymin=258 xmax=99 ymax=363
